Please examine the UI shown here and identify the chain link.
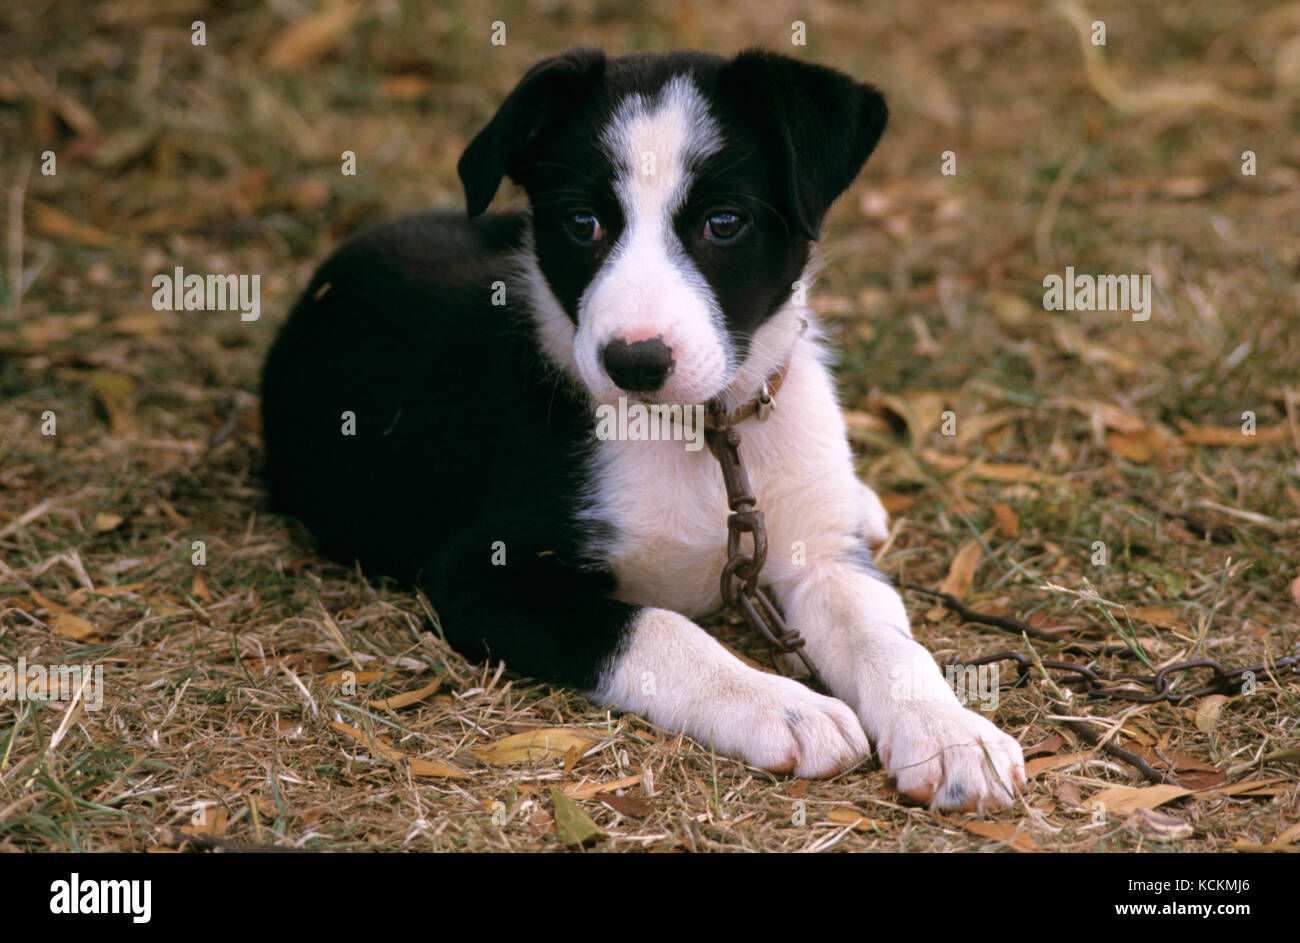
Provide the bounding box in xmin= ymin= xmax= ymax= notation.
xmin=704 ymin=420 xmax=825 ymax=687
xmin=941 ymin=650 xmax=1300 ymax=704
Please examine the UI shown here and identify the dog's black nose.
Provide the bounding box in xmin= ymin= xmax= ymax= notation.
xmin=601 ymin=337 xmax=674 ymax=393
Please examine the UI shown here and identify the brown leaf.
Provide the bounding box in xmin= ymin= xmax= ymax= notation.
xmin=190 ymin=572 xmax=211 ymax=601
xmin=950 ymin=818 xmax=1038 ymax=852
xmin=876 ymin=391 xmax=947 ymax=443
xmin=329 ymin=721 xmax=471 ymax=778
xmin=788 ymin=779 xmax=810 ymax=799
xmin=323 ymin=669 xmax=385 ymax=684
xmin=1023 ymin=734 xmax=1064 ymax=758
xmin=1057 ymin=781 xmax=1082 ymax=807
xmin=473 ymin=727 xmax=598 ymax=765
xmin=992 ymin=503 xmax=1019 ymax=538
xmin=366 ymin=677 xmax=442 ymax=710
xmin=182 ymin=804 xmax=229 ymax=837
xmin=1192 ymin=694 xmax=1228 ymax=733
xmin=1290 ymin=574 xmax=1300 ymax=609
xmin=1026 ymin=750 xmax=1093 ymax=777
xmin=1275 ymin=822 xmax=1300 ymax=845
xmin=564 ymin=775 xmax=641 ymax=800
xmin=27 ymin=201 xmax=115 ymax=247
xmin=30 ymin=591 xmax=97 ymax=640
xmin=1091 ymin=783 xmax=1191 ymax=814
xmin=264 ymin=2 xmax=359 ymax=71
xmin=602 ymin=794 xmax=651 ymax=817
xmin=1177 ymin=420 xmax=1289 ymax=445
xmin=92 ymin=512 xmax=124 ymax=531
xmin=939 ymin=538 xmax=982 ymax=599
xmin=825 ymin=807 xmax=882 ymax=833
xmin=1129 ymin=605 xmax=1188 ymax=630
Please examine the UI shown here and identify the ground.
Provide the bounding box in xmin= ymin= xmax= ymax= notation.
xmin=1 ymin=0 xmax=1297 ymax=852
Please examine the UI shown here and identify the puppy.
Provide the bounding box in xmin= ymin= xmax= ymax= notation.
xmin=261 ymin=48 xmax=1025 ymax=811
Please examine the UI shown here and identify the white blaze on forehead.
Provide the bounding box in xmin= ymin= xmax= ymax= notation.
xmin=599 ymin=74 xmax=723 ymax=220
xmin=575 ymin=74 xmax=730 ymax=404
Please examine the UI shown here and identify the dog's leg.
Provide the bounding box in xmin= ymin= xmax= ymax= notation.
xmin=774 ymin=563 xmax=1026 ymax=811
xmin=419 ymin=530 xmax=867 ymax=779
xmin=594 ymin=608 xmax=868 ymax=778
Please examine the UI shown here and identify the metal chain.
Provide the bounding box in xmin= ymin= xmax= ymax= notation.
xmin=940 ymin=650 xmax=1300 ymax=704
xmin=704 ymin=419 xmax=825 ymax=687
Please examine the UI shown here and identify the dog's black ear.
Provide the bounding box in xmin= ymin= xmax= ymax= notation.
xmin=719 ymin=49 xmax=887 ymax=239
xmin=458 ymin=49 xmax=606 ymax=218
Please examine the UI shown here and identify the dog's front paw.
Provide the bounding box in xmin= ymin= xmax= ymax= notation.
xmin=876 ymin=704 xmax=1025 ymax=812
xmin=710 ymin=673 xmax=870 ymax=779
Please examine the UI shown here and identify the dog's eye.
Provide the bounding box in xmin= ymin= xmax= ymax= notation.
xmin=703 ymin=212 xmax=747 ymax=244
xmin=564 ymin=213 xmax=604 ymax=245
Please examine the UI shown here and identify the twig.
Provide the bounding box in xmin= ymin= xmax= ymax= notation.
xmin=900 ymin=581 xmax=1128 ymax=656
xmin=156 ymin=827 xmax=314 ymax=853
xmin=1050 ymin=708 xmax=1177 ymax=787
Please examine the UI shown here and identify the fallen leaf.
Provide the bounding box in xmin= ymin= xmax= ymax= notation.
xmin=1106 ymin=430 xmax=1159 ymax=463
xmin=950 ymin=818 xmax=1038 ymax=852
xmin=30 ymin=591 xmax=97 ymax=640
xmin=473 ymin=727 xmax=598 ymax=765
xmin=190 ymin=572 xmax=211 ymax=601
xmin=263 ymin=2 xmax=359 ymax=71
xmin=406 ymin=757 xmax=472 ymax=778
xmin=1026 ymin=750 xmax=1094 ymax=776
xmin=1023 ymin=734 xmax=1064 ymax=758
xmin=182 ymin=804 xmax=229 ymax=838
xmin=788 ymin=779 xmax=810 ymax=799
xmin=1291 ymin=574 xmax=1300 ymax=609
xmin=329 ymin=721 xmax=471 ymax=778
xmin=939 ymin=538 xmax=982 ymax=599
xmin=1177 ymin=420 xmax=1289 ymax=446
xmin=92 ymin=512 xmax=124 ymax=531
xmin=1091 ymin=783 xmax=1191 ymax=814
xmin=87 ymin=371 xmax=137 ymax=435
xmin=1129 ymin=605 xmax=1188 ymax=630
xmin=1193 ymin=695 xmax=1228 ymax=734
xmin=602 ymin=794 xmax=651 ymax=817
xmin=1057 ymin=781 xmax=1082 ymax=807
xmin=323 ymin=670 xmax=385 ymax=684
xmin=564 ymin=775 xmax=641 ymax=800
xmin=992 ymin=503 xmax=1019 ymax=538
xmin=1230 ymin=840 xmax=1300 ymax=853
xmin=1061 ymin=398 xmax=1150 ymax=434
xmin=366 ymin=677 xmax=442 ymax=710
xmin=551 ymin=788 xmax=606 ymax=846
xmin=28 ymin=201 xmax=116 ymax=247
xmin=1276 ymin=822 xmax=1300 ymax=845
xmin=876 ymin=391 xmax=948 ymax=443
xmin=826 ymin=807 xmax=881 ymax=832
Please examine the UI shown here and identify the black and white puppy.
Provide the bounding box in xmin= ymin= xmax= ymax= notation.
xmin=262 ymin=49 xmax=1025 ymax=811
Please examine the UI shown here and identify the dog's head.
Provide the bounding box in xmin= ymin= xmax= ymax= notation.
xmin=459 ymin=49 xmax=887 ymax=408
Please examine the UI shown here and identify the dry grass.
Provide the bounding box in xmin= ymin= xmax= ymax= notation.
xmin=1 ymin=0 xmax=1297 ymax=852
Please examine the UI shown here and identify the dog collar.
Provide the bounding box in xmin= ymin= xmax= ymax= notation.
xmin=704 ymin=358 xmax=792 ymax=430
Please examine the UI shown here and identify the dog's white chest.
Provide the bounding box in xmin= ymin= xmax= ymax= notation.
xmin=586 ymin=436 xmax=732 ymax=616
